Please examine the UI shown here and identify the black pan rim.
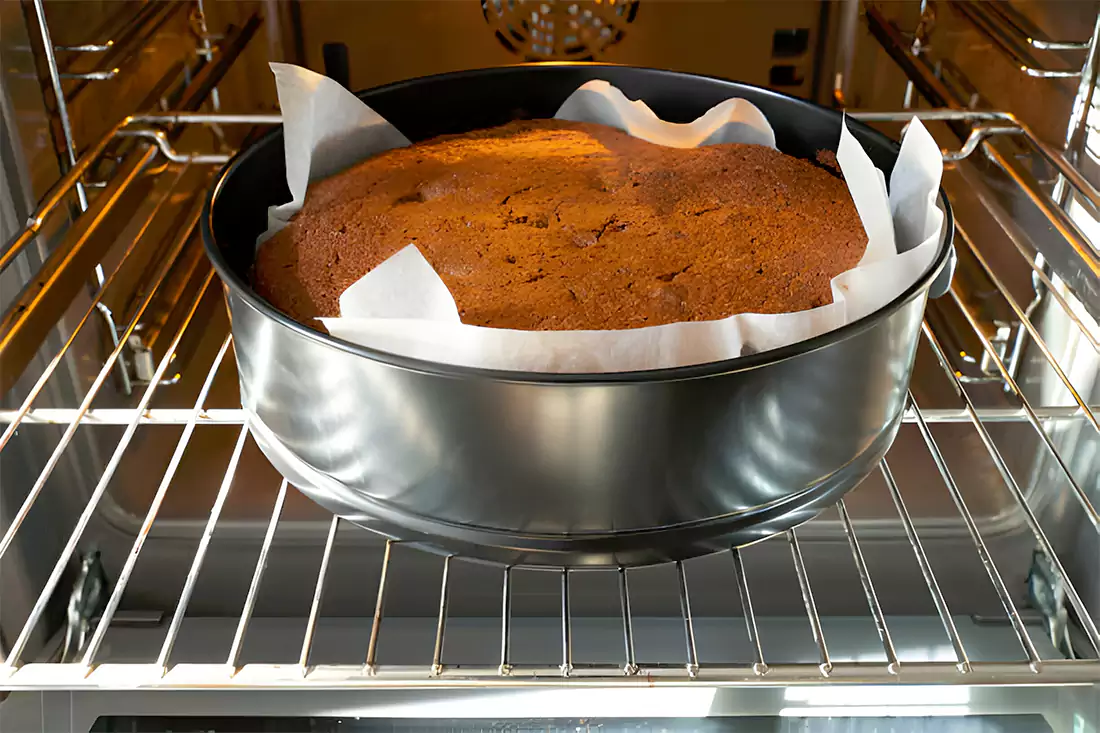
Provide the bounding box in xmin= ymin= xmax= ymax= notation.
xmin=201 ymin=61 xmax=955 ymax=385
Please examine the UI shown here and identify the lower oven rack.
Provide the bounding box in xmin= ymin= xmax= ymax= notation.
xmin=0 ymin=110 xmax=1098 ymax=690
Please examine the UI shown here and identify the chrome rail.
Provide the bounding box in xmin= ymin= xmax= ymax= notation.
xmin=984 ymin=1 xmax=1092 ymax=52
xmin=862 ymin=5 xmax=1100 ymax=319
xmin=948 ymin=0 xmax=1086 ymax=78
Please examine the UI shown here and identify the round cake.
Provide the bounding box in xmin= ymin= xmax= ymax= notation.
xmin=254 ymin=119 xmax=866 ymax=331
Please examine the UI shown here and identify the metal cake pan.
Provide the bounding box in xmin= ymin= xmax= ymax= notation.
xmin=201 ymin=64 xmax=955 ymax=566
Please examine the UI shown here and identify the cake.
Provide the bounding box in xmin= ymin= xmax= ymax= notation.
xmin=254 ymin=119 xmax=866 ymax=331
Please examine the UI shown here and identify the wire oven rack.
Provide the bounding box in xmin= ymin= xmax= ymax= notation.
xmin=0 ymin=103 xmax=1098 ymax=691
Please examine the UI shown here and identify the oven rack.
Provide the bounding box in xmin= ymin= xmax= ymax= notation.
xmin=0 ymin=108 xmax=1099 ymax=690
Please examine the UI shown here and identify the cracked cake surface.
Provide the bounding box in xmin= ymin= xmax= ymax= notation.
xmin=253 ymin=119 xmax=867 ymax=331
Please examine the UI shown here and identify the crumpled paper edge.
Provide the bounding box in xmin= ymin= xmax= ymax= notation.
xmin=261 ymin=63 xmax=944 ymax=373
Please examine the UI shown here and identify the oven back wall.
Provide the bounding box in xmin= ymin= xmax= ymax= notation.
xmin=294 ymin=0 xmax=826 ymax=101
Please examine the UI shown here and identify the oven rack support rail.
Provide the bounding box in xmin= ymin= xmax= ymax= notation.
xmin=865 ymin=4 xmax=1100 ymax=319
xmin=0 ymin=109 xmax=1098 ymax=689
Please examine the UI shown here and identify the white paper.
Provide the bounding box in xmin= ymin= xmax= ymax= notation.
xmin=555 ymin=79 xmax=777 ymax=149
xmin=265 ymin=62 xmax=411 ymax=238
xmin=264 ymin=64 xmax=944 ymax=373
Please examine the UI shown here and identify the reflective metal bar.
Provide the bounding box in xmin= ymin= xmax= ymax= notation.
xmin=948 ymin=287 xmax=1098 ymax=527
xmin=0 ymin=117 xmax=130 ymax=274
xmin=836 ymin=500 xmax=899 ymax=674
xmin=195 ymin=0 xmax=221 ymax=109
xmin=59 ymin=68 xmax=119 ymax=80
xmin=950 ymin=0 xmax=1083 ymax=78
xmin=730 ymin=548 xmax=767 ymax=675
xmin=115 ymin=128 xmax=231 ymax=164
xmin=943 ymin=124 xmax=1022 ymax=162
xmin=430 ymin=556 xmax=451 ymax=676
xmin=786 ymin=529 xmax=832 ymax=676
xmin=1 ymin=408 xmax=243 ymax=425
xmin=0 ymin=199 xmax=202 ymax=562
xmin=865 ymin=5 xmax=1100 ymax=314
xmin=618 ymin=568 xmax=638 ymax=675
xmin=56 ymin=42 xmax=115 ymax=52
xmin=31 ymin=0 xmax=87 ymax=210
xmin=985 ymin=153 xmax=1100 ymax=317
xmin=64 ymin=2 xmax=183 ymax=105
xmin=172 ymin=12 xmax=262 ymax=114
xmin=133 ymin=112 xmax=283 ymax=125
xmin=227 ymin=480 xmax=289 ymax=670
xmin=880 ymin=459 xmax=972 ymax=673
xmin=560 ymin=569 xmax=573 ymax=677
xmin=675 ymin=561 xmax=699 ymax=677
xmin=920 ymin=323 xmax=1100 ymax=655
xmin=1062 ymin=14 xmax=1100 ymax=169
xmin=1 ymin=273 xmax=213 ymax=667
xmin=364 ymin=540 xmax=392 ymax=671
xmin=7 ymin=658 xmax=1100 ymax=689
xmin=499 ymin=566 xmax=512 ymax=675
xmin=6 ymin=405 xmax=1096 ymax=426
xmin=0 ymin=145 xmax=159 ymax=394
xmin=961 ymin=225 xmax=1100 ymax=434
xmin=849 ymin=109 xmax=1013 ymax=122
xmin=157 ymin=422 xmax=250 ymax=670
xmin=0 ymin=163 xmax=189 ymax=452
xmin=985 ymin=0 xmax=1091 ymax=50
xmin=82 ymin=334 xmax=232 ymax=667
xmin=832 ymin=0 xmax=860 ymax=105
xmin=854 ymin=109 xmax=1100 ymax=214
xmin=907 ymin=387 xmax=1043 ymax=669
xmin=999 ymin=243 xmax=1100 ymax=355
xmin=300 ymin=516 xmax=341 ymax=671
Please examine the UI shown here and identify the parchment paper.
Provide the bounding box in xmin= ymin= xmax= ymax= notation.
xmin=263 ymin=63 xmax=944 ymax=373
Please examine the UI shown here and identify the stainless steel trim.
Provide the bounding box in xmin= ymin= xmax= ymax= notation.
xmin=5 ymin=659 xmax=1100 ymax=688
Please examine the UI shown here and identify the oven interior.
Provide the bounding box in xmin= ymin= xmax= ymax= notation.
xmin=0 ymin=1 xmax=1098 ymax=730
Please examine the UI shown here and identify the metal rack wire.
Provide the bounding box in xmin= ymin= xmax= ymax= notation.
xmin=0 ymin=107 xmax=1098 ymax=689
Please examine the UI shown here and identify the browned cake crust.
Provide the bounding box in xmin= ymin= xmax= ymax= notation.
xmin=254 ymin=119 xmax=866 ymax=331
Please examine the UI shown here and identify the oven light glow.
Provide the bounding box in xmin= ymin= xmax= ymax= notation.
xmin=347 ymin=687 xmax=719 ymax=718
xmin=780 ymin=705 xmax=971 ymax=717
xmin=784 ymin=685 xmax=971 ymax=706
